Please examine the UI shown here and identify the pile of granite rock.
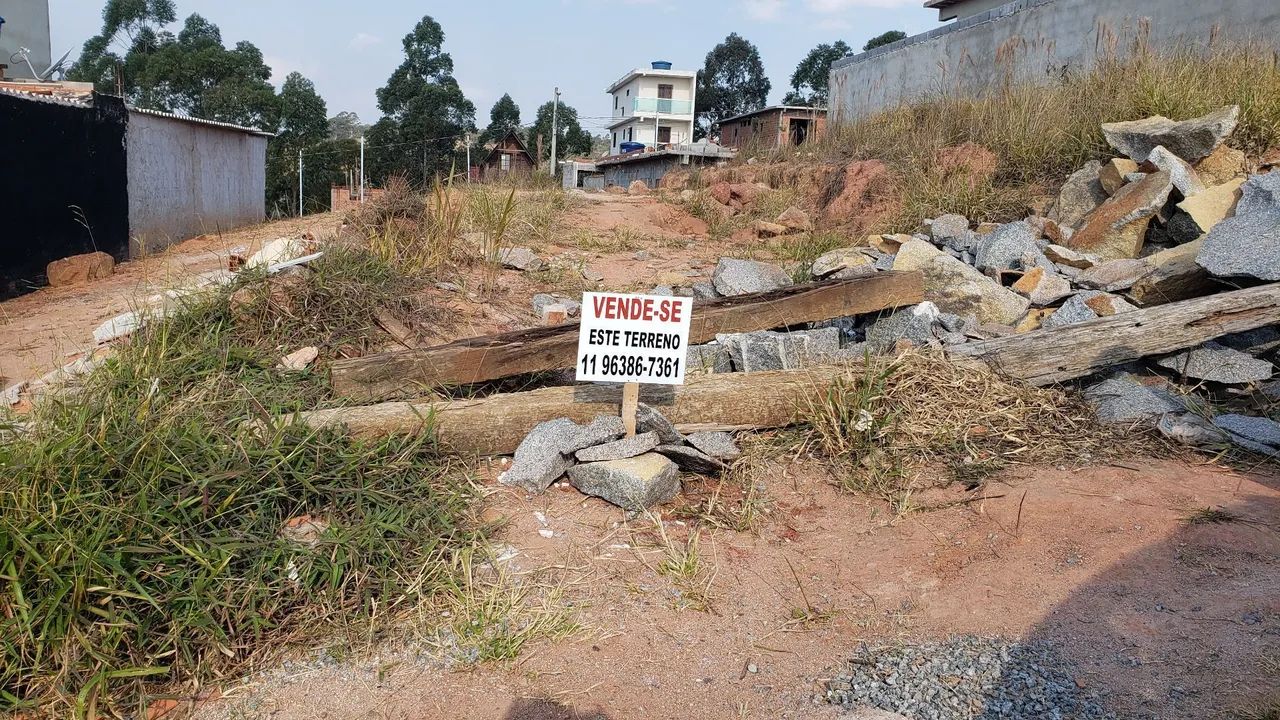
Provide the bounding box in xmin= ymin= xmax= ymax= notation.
xmin=498 ymin=404 xmax=741 ymax=511
xmin=673 ymin=105 xmax=1280 ymax=456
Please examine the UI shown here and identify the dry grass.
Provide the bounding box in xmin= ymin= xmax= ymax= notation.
xmin=760 ymin=44 xmax=1280 ymax=231
xmin=798 ymin=352 xmax=1146 ymax=505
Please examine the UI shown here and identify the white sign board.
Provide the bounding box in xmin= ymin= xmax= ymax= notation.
xmin=575 ymin=292 xmax=693 ymax=385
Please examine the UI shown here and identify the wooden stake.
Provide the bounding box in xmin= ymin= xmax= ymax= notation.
xmin=621 ymin=382 xmax=639 ymax=437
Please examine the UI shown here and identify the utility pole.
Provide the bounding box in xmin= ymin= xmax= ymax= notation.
xmin=548 ymin=86 xmax=560 ymax=177
xmin=465 ymin=132 xmax=472 ymax=183
xmin=298 ymin=149 xmax=304 ymax=217
xmin=359 ymin=135 xmax=366 ymax=204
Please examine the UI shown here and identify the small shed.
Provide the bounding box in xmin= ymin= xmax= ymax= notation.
xmin=718 ymin=106 xmax=827 ymax=150
xmin=478 ymin=129 xmax=537 ymax=181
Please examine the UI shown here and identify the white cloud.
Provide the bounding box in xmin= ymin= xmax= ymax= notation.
xmin=743 ymin=0 xmax=786 ymax=21
xmin=804 ymin=0 xmax=917 ymax=11
xmin=347 ymin=33 xmax=382 ymax=51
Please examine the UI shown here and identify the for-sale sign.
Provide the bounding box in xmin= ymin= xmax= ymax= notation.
xmin=575 ymin=292 xmax=693 ymax=385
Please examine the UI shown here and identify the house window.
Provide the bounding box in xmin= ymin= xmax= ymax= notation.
xmin=614 ymin=96 xmax=618 ymax=110
xmin=657 ymin=84 xmax=673 ymax=99
xmin=500 ymin=153 xmax=511 ymax=172
xmin=658 ymin=126 xmax=671 ymax=144
xmin=613 ymin=132 xmax=617 ymax=147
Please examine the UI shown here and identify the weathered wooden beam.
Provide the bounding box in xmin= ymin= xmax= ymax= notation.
xmin=330 ymin=271 xmax=923 ymax=400
xmin=292 ymin=366 xmax=851 ymax=455
xmin=950 ymin=282 xmax=1280 ymax=385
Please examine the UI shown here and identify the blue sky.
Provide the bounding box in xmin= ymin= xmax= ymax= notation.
xmin=50 ymin=0 xmax=938 ymax=133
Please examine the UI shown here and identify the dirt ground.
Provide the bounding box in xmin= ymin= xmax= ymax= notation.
xmin=5 ymin=194 xmax=1279 ymax=720
xmin=198 ymin=457 xmax=1280 ymax=720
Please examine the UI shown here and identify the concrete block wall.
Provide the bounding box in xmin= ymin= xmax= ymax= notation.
xmin=829 ymin=0 xmax=1280 ymax=122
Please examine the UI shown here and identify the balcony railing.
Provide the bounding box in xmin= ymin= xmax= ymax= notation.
xmin=632 ymin=97 xmax=692 ymax=115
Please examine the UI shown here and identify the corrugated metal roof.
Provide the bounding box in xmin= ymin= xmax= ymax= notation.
xmin=0 ymin=85 xmax=274 ymax=137
xmin=717 ymin=105 xmax=827 ymax=126
xmin=128 ymin=105 xmax=275 ymax=137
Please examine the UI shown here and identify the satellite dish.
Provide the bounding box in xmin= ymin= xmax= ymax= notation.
xmin=43 ymin=48 xmax=74 ymax=80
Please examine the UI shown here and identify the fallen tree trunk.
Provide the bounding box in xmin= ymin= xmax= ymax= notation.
xmin=950 ymin=282 xmax=1280 ymax=385
xmin=330 ymin=271 xmax=923 ymax=400
xmin=293 ymin=366 xmax=850 ymax=455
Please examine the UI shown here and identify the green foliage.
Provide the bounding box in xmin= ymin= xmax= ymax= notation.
xmin=367 ymin=15 xmax=476 ymax=186
xmin=528 ymin=99 xmax=593 ymax=166
xmin=695 ymin=32 xmax=771 ymax=139
xmin=328 ymin=111 xmax=366 ymax=141
xmin=784 ymin=40 xmax=851 ymax=107
xmin=267 ymin=72 xmax=335 ymax=216
xmin=863 ymin=30 xmax=907 ymax=52
xmin=479 ymin=93 xmax=522 ymax=146
xmin=0 ymin=250 xmax=477 ymax=715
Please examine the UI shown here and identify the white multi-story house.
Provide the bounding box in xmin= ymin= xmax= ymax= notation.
xmin=605 ymin=61 xmax=697 ymax=155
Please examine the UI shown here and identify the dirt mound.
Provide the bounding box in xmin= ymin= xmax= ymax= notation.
xmin=822 ymin=159 xmax=901 ymax=229
xmin=934 ymin=142 xmax=999 ymax=190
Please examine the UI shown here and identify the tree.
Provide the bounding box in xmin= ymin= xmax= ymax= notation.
xmin=328 ymin=111 xmax=366 ymax=140
xmin=783 ymin=40 xmax=851 ymax=107
xmin=528 ymin=100 xmax=592 ymax=168
xmin=67 ymin=0 xmax=177 ymax=91
xmin=694 ymin=33 xmax=770 ymax=139
xmin=266 ymin=72 xmax=331 ymax=215
xmin=367 ymin=15 xmax=475 ymax=185
xmin=863 ymin=30 xmax=907 ymax=51
xmin=479 ymin=94 xmax=522 ymax=146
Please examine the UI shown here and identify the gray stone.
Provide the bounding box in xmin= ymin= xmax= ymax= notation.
xmin=937 ymin=312 xmax=973 ymax=333
xmin=1084 ymin=374 xmax=1185 ymax=423
xmin=581 ymin=265 xmax=605 ymax=282
xmin=562 ymin=414 xmax=628 ymax=454
xmin=1212 ymin=413 xmax=1280 ymax=452
xmin=1196 ymin=209 xmax=1280 ymax=281
xmin=655 ymin=444 xmax=731 ymax=475
xmin=567 ymin=453 xmax=681 ymax=510
xmin=873 ymin=253 xmax=896 ymax=271
xmin=1043 ymin=244 xmax=1098 ymax=269
xmin=1158 ymin=413 xmax=1229 ymax=447
xmin=1154 ymin=342 xmax=1273 ymax=384
xmin=973 ymin=221 xmax=1049 ymax=274
xmin=1041 ymin=291 xmax=1137 ymax=329
xmin=929 ymin=213 xmax=975 ymax=252
xmin=1163 ymin=212 xmax=1205 ymax=245
xmin=501 ymin=418 xmax=580 ymax=491
xmin=717 ymin=328 xmax=842 ymax=372
xmin=499 ymin=247 xmax=544 ymax=271
xmin=1217 ymin=327 xmax=1280 ymax=356
xmin=1145 ymin=145 xmax=1206 ymax=198
xmin=1234 ymin=171 xmax=1280 ymax=216
xmin=811 ymin=247 xmax=877 ymax=278
xmin=1075 ymin=258 xmax=1155 ymax=292
xmin=685 ymin=431 xmax=742 ymax=460
xmin=1050 ymin=161 xmax=1108 ymax=228
xmin=686 ymin=343 xmax=734 ymax=374
xmin=691 ymin=281 xmax=719 ymax=299
xmin=711 ymin=257 xmax=793 ymax=296
xmin=892 ymin=239 xmax=1030 ymax=325
xmin=532 ymin=293 xmax=581 ymax=318
xmin=637 ymin=403 xmax=684 ymax=444
xmin=575 ymin=432 xmax=660 ymax=462
xmin=649 ymin=285 xmax=675 ymax=296
xmin=1011 ymin=267 xmax=1073 ymax=306
xmin=865 ymin=302 xmax=941 ymax=351
xmin=828 ymin=264 xmax=878 ymax=280
xmin=1101 ymin=105 xmax=1240 ymax=162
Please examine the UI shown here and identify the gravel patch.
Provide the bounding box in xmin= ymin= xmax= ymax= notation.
xmin=823 ymin=636 xmax=1115 ymax=720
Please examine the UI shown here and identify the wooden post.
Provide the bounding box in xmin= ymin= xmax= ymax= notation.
xmin=621 ymin=382 xmax=639 ymax=437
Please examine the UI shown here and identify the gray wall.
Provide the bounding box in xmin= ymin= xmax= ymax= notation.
xmin=830 ymin=0 xmax=1280 ymax=121
xmin=126 ymin=112 xmax=267 ymax=255
xmin=0 ymin=0 xmax=51 ymax=80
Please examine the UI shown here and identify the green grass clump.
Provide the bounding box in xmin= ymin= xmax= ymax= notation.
xmin=0 ymin=264 xmax=477 ymax=717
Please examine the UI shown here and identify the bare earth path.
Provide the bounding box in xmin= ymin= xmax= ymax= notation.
xmin=199 ymin=458 xmax=1280 ymax=720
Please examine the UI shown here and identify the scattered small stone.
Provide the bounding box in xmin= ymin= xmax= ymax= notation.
xmin=435 ymin=281 xmax=462 ymax=292
xmin=575 ymin=432 xmax=660 ymax=462
xmin=1075 ymin=258 xmax=1155 ymax=292
xmin=1049 ymin=161 xmax=1108 ymax=228
xmin=1010 ymin=267 xmax=1072 ymax=306
xmin=532 ymin=293 xmax=581 ymax=317
xmin=562 ymin=415 xmax=628 ymax=455
xmin=929 ymin=213 xmax=975 ymax=252
xmin=581 ymin=265 xmax=605 ymax=282
xmin=1101 ymin=105 xmax=1239 ymax=163
xmin=1043 ymin=244 xmax=1098 ymax=269
xmin=973 ymin=221 xmax=1049 ymax=273
xmin=685 ymin=431 xmax=741 ymax=460
xmin=499 ymin=247 xmax=544 ymax=271
xmin=1041 ymin=291 xmax=1136 ymax=329
xmin=628 ymin=179 xmax=650 ymax=195
xmin=500 ymin=418 xmax=581 ymax=492
xmin=754 ymin=220 xmax=789 ymax=238
xmin=649 ymin=285 xmax=675 ymax=296
xmin=654 ymin=444 xmax=730 ymax=475
xmin=811 ymin=247 xmax=876 ymax=278
xmin=711 ymin=257 xmax=792 ymax=296
xmin=1084 ymin=374 xmax=1185 ymax=423
xmin=46 ymin=251 xmax=115 ymax=286
xmin=775 ymin=206 xmax=813 ymax=232
xmin=278 ymin=346 xmax=319 ymax=371
xmin=637 ymin=403 xmax=684 ymax=444
xmin=567 ymin=453 xmax=681 ymax=511
xmin=1099 ymin=158 xmax=1139 ymax=195
xmin=634 ymin=250 xmax=652 ymax=261
xmin=1154 ymin=342 xmax=1273 ymax=384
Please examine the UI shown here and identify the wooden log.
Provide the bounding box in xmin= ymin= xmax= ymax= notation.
xmin=950 ymin=282 xmax=1280 ymax=386
xmin=291 ymin=366 xmax=851 ymax=455
xmin=330 ymin=271 xmax=923 ymax=400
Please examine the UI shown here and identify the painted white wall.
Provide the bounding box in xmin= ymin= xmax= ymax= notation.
xmin=608 ymin=71 xmax=697 ymax=154
xmin=608 ymin=117 xmax=695 ymax=154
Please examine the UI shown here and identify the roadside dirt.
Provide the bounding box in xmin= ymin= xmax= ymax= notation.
xmin=0 ymin=214 xmax=338 ymax=385
xmin=198 ymin=456 xmax=1280 ymax=720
